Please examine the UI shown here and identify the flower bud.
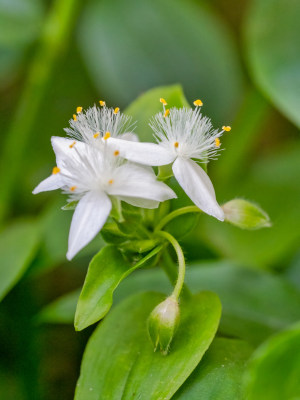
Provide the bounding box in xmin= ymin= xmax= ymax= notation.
xmin=222 ymin=199 xmax=271 ymax=230
xmin=147 ymin=296 xmax=180 ymax=355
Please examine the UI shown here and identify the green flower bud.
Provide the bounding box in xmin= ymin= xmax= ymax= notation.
xmin=222 ymin=199 xmax=271 ymax=230
xmin=147 ymin=296 xmax=180 ymax=355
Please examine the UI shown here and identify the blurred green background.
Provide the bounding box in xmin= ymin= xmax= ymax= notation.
xmin=0 ymin=0 xmax=299 ymax=399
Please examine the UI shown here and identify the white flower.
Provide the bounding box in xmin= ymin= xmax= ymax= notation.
xmin=64 ymin=104 xmax=138 ymax=146
xmin=106 ymin=102 xmax=231 ymax=221
xmin=33 ymin=137 xmax=176 ymax=260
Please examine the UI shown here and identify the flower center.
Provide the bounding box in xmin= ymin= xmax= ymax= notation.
xmin=174 ymin=141 xmax=179 ymax=148
xmin=114 ymin=150 xmax=119 ymax=156
xmin=103 ymin=132 xmax=111 ymax=140
xmin=52 ymin=166 xmax=60 ymax=175
xmin=108 ymin=179 xmax=114 ymax=185
xmin=70 ymin=186 xmax=77 ymax=192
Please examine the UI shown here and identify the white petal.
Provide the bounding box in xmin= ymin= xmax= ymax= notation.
xmin=108 ymin=175 xmax=176 ymax=203
xmin=118 ymin=196 xmax=159 ymax=209
xmin=32 ymin=174 xmax=62 ymax=194
xmin=119 ymin=132 xmax=139 ymax=142
xmin=107 ymin=137 xmax=175 ymax=166
xmin=51 ymin=136 xmax=89 ymax=166
xmin=67 ymin=191 xmax=112 ymax=260
xmin=172 ymin=158 xmax=224 ymax=221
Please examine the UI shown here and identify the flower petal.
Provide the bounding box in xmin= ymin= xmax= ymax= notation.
xmin=118 ymin=196 xmax=159 ymax=209
xmin=51 ymin=136 xmax=89 ymax=166
xmin=172 ymin=158 xmax=224 ymax=221
xmin=32 ymin=174 xmax=62 ymax=194
xmin=119 ymin=132 xmax=139 ymax=142
xmin=107 ymin=137 xmax=175 ymax=166
xmin=67 ymin=191 xmax=112 ymax=260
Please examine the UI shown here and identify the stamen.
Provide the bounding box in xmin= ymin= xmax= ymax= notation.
xmin=108 ymin=179 xmax=114 ymax=184
xmin=164 ymin=109 xmax=170 ymax=118
xmin=215 ymin=138 xmax=221 ymax=147
xmin=76 ymin=106 xmax=82 ymax=113
xmin=103 ymin=132 xmax=111 ymax=140
xmin=114 ymin=150 xmax=120 ymax=156
xmin=160 ymin=98 xmax=167 ymax=106
xmin=222 ymin=126 xmax=231 ymax=132
xmin=114 ymin=107 xmax=120 ymax=114
xmin=69 ymin=141 xmax=76 ymax=148
xmin=73 ymin=114 xmax=77 ymax=121
xmin=174 ymin=141 xmax=179 ymax=148
xmin=93 ymin=132 xmax=100 ymax=138
xmin=70 ymin=186 xmax=77 ymax=192
xmin=99 ymin=100 xmax=106 ymax=106
xmin=193 ymin=99 xmax=203 ymax=107
xmin=52 ymin=166 xmax=60 ymax=175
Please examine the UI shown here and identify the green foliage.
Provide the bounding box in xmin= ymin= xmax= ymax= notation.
xmin=245 ymin=0 xmax=300 ymax=128
xmin=79 ymin=0 xmax=243 ymax=123
xmin=244 ymin=322 xmax=300 ymax=399
xmin=0 ymin=220 xmax=39 ymax=301
xmin=173 ymin=338 xmax=252 ymax=399
xmin=75 ymin=245 xmax=162 ymax=330
xmin=75 ymin=291 xmax=221 ymax=400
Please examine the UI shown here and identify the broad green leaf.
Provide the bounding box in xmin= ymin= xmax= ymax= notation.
xmin=79 ymin=0 xmax=243 ymax=123
xmin=125 ymin=85 xmax=189 ymax=141
xmin=38 ymin=262 xmax=300 ymax=344
xmin=244 ymin=322 xmax=300 ymax=400
xmin=0 ymin=220 xmax=39 ymax=301
xmin=75 ymin=291 xmax=221 ymax=400
xmin=75 ymin=245 xmax=163 ymax=330
xmin=173 ymin=338 xmax=252 ymax=399
xmin=244 ymin=0 xmax=300 ymax=128
xmin=194 ymin=144 xmax=300 ymax=267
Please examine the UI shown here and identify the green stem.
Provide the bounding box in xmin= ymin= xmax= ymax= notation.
xmin=156 ymin=231 xmax=188 ymax=300
xmin=0 ymin=0 xmax=80 ymax=223
xmin=155 ymin=206 xmax=202 ymax=232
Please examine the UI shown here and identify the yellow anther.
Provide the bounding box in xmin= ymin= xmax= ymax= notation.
xmin=103 ymin=132 xmax=111 ymax=140
xmin=93 ymin=132 xmax=100 ymax=138
xmin=160 ymin=98 xmax=167 ymax=105
xmin=222 ymin=125 xmax=231 ymax=132
xmin=164 ymin=109 xmax=170 ymax=118
xmin=114 ymin=150 xmax=120 ymax=156
xmin=52 ymin=166 xmax=60 ymax=175
xmin=215 ymin=138 xmax=221 ymax=147
xmin=70 ymin=186 xmax=77 ymax=192
xmin=108 ymin=179 xmax=114 ymax=185
xmin=73 ymin=114 xmax=77 ymax=121
xmin=99 ymin=100 xmax=106 ymax=106
xmin=76 ymin=106 xmax=82 ymax=113
xmin=193 ymin=99 xmax=203 ymax=107
xmin=69 ymin=141 xmax=76 ymax=148
xmin=174 ymin=141 xmax=179 ymax=148
xmin=114 ymin=107 xmax=120 ymax=114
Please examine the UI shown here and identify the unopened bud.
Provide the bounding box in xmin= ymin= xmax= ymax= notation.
xmin=222 ymin=199 xmax=271 ymax=230
xmin=147 ymin=296 xmax=180 ymax=355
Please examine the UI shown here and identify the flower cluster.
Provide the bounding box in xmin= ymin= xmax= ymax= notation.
xmin=33 ymin=99 xmax=230 ymax=259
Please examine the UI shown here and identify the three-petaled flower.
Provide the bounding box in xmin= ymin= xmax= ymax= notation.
xmin=33 ymin=136 xmax=176 ymax=260
xmin=106 ymin=103 xmax=230 ymax=221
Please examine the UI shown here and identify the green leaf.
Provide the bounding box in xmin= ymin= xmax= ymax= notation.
xmin=244 ymin=322 xmax=300 ymax=400
xmin=173 ymin=338 xmax=252 ymax=399
xmin=244 ymin=0 xmax=300 ymax=128
xmin=75 ymin=245 xmax=163 ymax=331
xmin=0 ymin=219 xmax=39 ymax=301
xmin=79 ymin=0 xmax=243 ymax=124
xmin=61 ymin=200 xmax=78 ymax=210
xmin=125 ymin=84 xmax=189 ymax=142
xmin=75 ymin=291 xmax=221 ymax=400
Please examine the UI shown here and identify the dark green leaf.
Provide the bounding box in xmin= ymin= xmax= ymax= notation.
xmin=245 ymin=0 xmax=300 ymax=128
xmin=244 ymin=322 xmax=300 ymax=400
xmin=75 ymin=291 xmax=221 ymax=400
xmin=173 ymin=338 xmax=252 ymax=399
xmin=0 ymin=220 xmax=39 ymax=301
xmin=75 ymin=245 xmax=163 ymax=330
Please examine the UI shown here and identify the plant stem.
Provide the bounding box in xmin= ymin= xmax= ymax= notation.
xmin=156 ymin=230 xmax=190 ymax=300
xmin=155 ymin=206 xmax=202 ymax=232
xmin=0 ymin=0 xmax=80 ymax=223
